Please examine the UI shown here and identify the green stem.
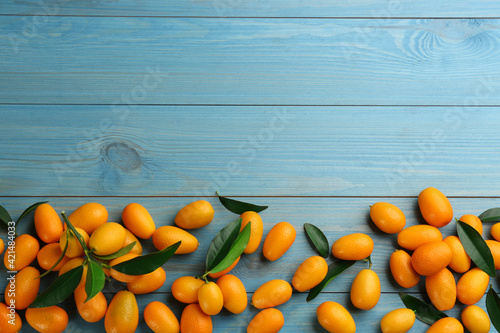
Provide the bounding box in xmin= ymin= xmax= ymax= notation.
xmin=368 ymin=255 xmax=372 ymax=270
xmin=61 ymin=212 xmax=91 ymax=254
xmin=101 ymin=263 xmax=112 ymax=269
xmin=200 ymin=272 xmax=210 ymax=283
xmin=84 ymin=247 xmax=112 ymax=274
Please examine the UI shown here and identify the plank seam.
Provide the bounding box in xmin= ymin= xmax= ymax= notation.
xmin=1 ymin=14 xmax=500 ymax=19
xmin=1 ymin=195 xmax=499 ymax=199
xmin=1 ymin=104 xmax=500 ymax=108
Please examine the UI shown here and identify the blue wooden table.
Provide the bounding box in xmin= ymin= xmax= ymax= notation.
xmin=1 ymin=1 xmax=500 ymax=332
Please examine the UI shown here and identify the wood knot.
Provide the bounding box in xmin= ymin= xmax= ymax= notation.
xmin=103 ymin=142 xmax=142 ymax=171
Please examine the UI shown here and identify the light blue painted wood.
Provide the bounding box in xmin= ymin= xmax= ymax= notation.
xmin=0 ymin=196 xmax=498 ymax=332
xmin=10 ymin=292 xmax=491 ymax=332
xmin=1 ymin=0 xmax=500 ymax=18
xmin=1 ymin=196 xmax=500 ymax=293
xmin=1 ymin=106 xmax=499 ymax=197
xmin=1 ymin=17 xmax=500 ymax=105
xmin=1 ymin=0 xmax=499 ymax=330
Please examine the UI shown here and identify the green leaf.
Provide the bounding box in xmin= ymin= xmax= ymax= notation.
xmin=398 ymin=292 xmax=447 ymax=325
xmin=17 ymin=201 xmax=49 ymax=224
xmin=307 ymin=260 xmax=355 ymax=301
xmin=85 ymin=260 xmax=106 ymax=302
xmin=479 ymin=208 xmax=500 ymax=223
xmin=304 ymin=223 xmax=329 ymax=258
xmin=29 ymin=266 xmax=84 ymax=308
xmin=93 ymin=242 xmax=136 ymax=261
xmin=486 ymin=286 xmax=500 ymax=332
xmin=209 ymin=222 xmax=251 ymax=274
xmin=205 ymin=217 xmax=242 ymax=272
xmin=216 ymin=192 xmax=268 ymax=214
xmin=0 ymin=204 xmax=13 ymax=227
xmin=112 ymin=241 xmax=181 ymax=275
xmin=457 ymin=220 xmax=496 ymax=277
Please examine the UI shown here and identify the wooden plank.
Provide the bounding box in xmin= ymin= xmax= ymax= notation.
xmin=1 ymin=105 xmax=500 ymax=197
xmin=2 ymin=17 xmax=500 ymax=105
xmin=1 ymin=196 xmax=497 ymax=331
xmin=1 ymin=196 xmax=499 ymax=292
xmin=6 ymin=292 xmax=488 ymax=332
xmin=1 ymin=0 xmax=500 ymax=18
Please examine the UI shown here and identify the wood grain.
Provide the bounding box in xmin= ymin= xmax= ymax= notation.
xmin=2 ymin=17 xmax=500 ymax=105
xmin=1 ymin=106 xmax=500 ymax=197
xmin=1 ymin=0 xmax=500 ymax=18
xmin=3 ymin=292 xmax=483 ymax=332
xmin=1 ymin=0 xmax=499 ymax=331
xmin=0 ymin=196 xmax=498 ymax=331
xmin=1 ymin=196 xmax=500 ymax=293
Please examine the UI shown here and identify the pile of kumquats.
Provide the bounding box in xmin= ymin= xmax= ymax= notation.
xmin=1 ymin=187 xmax=500 ymax=332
